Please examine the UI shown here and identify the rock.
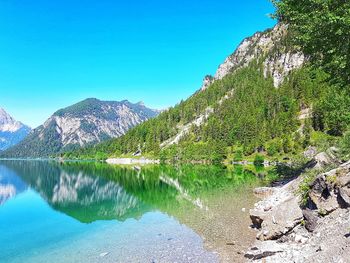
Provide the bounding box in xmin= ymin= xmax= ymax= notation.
xmin=337 ymin=174 xmax=350 ymax=187
xmin=338 ymin=187 xmax=350 ymax=207
xmin=294 ymin=234 xmax=303 ymax=243
xmin=250 ymin=209 xmax=266 ymax=228
xmin=258 ymin=197 xmax=303 ymax=240
xmin=244 ymin=250 xmax=281 ymax=260
xmin=247 ymin=161 xmax=350 ymax=262
xmin=304 ymin=146 xmax=318 ymax=159
xmin=302 ymin=209 xmax=318 ymax=232
xmin=210 ymin=23 xmax=304 ymax=89
xmin=244 ymin=241 xmax=285 ymax=261
xmin=99 ymin=252 xmax=109 ymax=257
xmin=254 ymin=187 xmax=276 ymax=198
xmin=313 ymin=152 xmax=334 ymax=169
xmin=309 ymin=191 xmax=339 ymax=214
xmin=308 ymin=174 xmax=340 ymax=213
xmin=200 ymin=75 xmax=214 ymax=91
xmin=310 ymin=175 xmax=328 ymax=195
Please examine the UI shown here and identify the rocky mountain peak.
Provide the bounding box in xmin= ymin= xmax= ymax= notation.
xmin=0 ymin=108 xmax=31 ymax=151
xmin=137 ymin=101 xmax=145 ymax=107
xmin=200 ymin=23 xmax=305 ymax=91
xmin=0 ymin=108 xmax=19 ymax=131
xmin=0 ymin=108 xmax=30 ymax=133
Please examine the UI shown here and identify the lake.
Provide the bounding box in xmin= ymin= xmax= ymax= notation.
xmin=0 ymin=160 xmax=272 ymax=262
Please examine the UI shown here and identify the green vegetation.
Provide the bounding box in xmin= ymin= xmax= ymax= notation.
xmin=272 ymin=0 xmax=350 ymax=86
xmin=273 ymin=0 xmax=350 ymax=135
xmin=253 ymin=155 xmax=265 ymax=166
xmin=65 ymin=63 xmax=331 ymax=163
xmin=6 ymin=160 xmax=276 ymax=223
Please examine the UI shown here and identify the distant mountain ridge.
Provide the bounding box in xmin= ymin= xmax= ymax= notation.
xmin=1 ymin=99 xmax=159 ymax=158
xmin=0 ymin=108 xmax=31 ymax=151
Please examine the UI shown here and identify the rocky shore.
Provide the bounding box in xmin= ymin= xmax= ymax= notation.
xmin=245 ymin=150 xmax=350 ymax=262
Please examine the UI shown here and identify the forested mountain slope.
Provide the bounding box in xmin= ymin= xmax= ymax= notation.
xmin=66 ymin=15 xmax=350 ymax=163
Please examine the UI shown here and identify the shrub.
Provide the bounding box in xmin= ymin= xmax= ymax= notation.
xmin=253 ymin=154 xmax=264 ymax=166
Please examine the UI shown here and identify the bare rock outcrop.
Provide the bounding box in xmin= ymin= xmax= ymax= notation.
xmin=200 ymin=23 xmax=305 ymax=92
xmin=250 ymin=176 xmax=303 ymax=241
xmin=247 ymin=160 xmax=350 ymax=262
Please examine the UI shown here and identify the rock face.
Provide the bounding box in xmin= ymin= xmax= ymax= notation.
xmin=201 ymin=24 xmax=305 ymax=91
xmin=0 ymin=108 xmax=31 ymax=151
xmin=307 ymin=161 xmax=350 ymax=212
xmin=1 ymin=99 xmax=159 ymax=157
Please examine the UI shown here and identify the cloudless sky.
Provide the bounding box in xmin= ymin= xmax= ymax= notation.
xmin=0 ymin=0 xmax=276 ymax=128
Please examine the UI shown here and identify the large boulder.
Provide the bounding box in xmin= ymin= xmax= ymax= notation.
xmin=256 ymin=197 xmax=303 ymax=240
xmin=308 ymin=174 xmax=339 ymax=214
xmin=307 ymin=148 xmax=339 ymax=170
xmin=307 ymin=162 xmax=350 ymax=213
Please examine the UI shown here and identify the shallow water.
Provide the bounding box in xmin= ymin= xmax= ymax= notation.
xmin=0 ymin=161 xmax=269 ymax=262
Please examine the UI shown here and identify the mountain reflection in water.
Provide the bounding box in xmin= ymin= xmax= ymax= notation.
xmin=0 ymin=160 xmax=272 ymax=262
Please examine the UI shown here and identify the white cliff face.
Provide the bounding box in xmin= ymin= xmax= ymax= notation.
xmin=264 ymin=52 xmax=305 ymax=87
xmin=41 ymin=101 xmax=155 ymax=147
xmin=0 ymin=108 xmax=31 ymax=151
xmin=0 ymin=108 xmax=25 ymax=132
xmin=201 ymin=24 xmax=305 ymax=90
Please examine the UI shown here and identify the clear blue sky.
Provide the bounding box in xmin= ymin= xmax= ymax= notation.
xmin=0 ymin=0 xmax=276 ymax=128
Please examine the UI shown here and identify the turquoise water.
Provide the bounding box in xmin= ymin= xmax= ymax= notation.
xmin=0 ymin=161 xmax=265 ymax=262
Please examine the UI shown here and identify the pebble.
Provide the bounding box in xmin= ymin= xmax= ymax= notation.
xmin=99 ymin=252 xmax=109 ymax=257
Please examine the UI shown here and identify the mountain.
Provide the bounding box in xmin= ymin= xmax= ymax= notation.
xmin=41 ymin=21 xmax=348 ymax=162
xmin=1 ymin=99 xmax=159 ymax=158
xmin=0 ymin=164 xmax=27 ymax=206
xmin=67 ymin=23 xmax=325 ymax=162
xmin=0 ymin=108 xmax=31 ymax=151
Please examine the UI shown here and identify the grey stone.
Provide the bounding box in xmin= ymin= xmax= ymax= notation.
xmin=253 ymin=187 xmax=275 ymax=198
xmin=309 ymin=191 xmax=339 ymax=214
xmin=338 ymin=187 xmax=350 ymax=207
xmin=250 ymin=209 xmax=265 ymax=228
xmin=302 ymin=209 xmax=318 ymax=232
xmin=304 ymin=146 xmax=317 ymax=159
xmin=337 ymin=174 xmax=350 ymax=187
xmin=259 ymin=197 xmax=303 ymax=240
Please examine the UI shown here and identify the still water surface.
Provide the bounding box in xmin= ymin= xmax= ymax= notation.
xmin=0 ymin=160 xmax=271 ymax=262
